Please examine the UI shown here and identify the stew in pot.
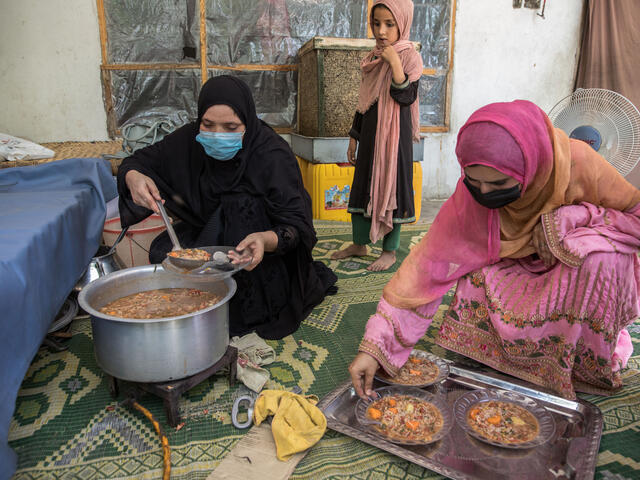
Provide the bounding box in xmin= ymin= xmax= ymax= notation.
xmin=100 ymin=288 xmax=223 ymax=319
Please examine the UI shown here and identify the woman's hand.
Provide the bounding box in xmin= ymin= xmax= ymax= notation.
xmin=125 ymin=170 xmax=163 ymax=213
xmin=347 ymin=137 xmax=357 ymax=165
xmin=228 ymin=231 xmax=278 ymax=271
xmin=348 ymin=352 xmax=380 ymax=399
xmin=532 ymin=221 xmax=557 ymax=268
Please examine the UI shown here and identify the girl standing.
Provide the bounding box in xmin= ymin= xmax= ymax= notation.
xmin=331 ymin=0 xmax=423 ymax=271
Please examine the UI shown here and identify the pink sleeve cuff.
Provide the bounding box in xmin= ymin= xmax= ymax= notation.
xmin=359 ymin=296 xmax=441 ymax=375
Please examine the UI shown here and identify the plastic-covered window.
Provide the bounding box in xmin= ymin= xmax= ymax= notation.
xmin=102 ymin=0 xmax=453 ymax=131
xmin=205 ymin=0 xmax=368 ymax=65
xmin=105 ymin=0 xmax=201 ymax=64
xmin=111 ymin=70 xmax=200 ymax=127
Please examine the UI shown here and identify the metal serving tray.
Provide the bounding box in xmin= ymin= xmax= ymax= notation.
xmin=318 ymin=362 xmax=602 ymax=480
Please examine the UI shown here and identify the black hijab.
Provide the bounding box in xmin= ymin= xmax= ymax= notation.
xmin=118 ymin=75 xmax=316 ymax=250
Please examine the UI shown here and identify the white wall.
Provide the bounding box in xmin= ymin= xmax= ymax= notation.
xmin=0 ymin=0 xmax=585 ymax=197
xmin=422 ymin=0 xmax=585 ymax=198
xmin=0 ymin=0 xmax=109 ymax=142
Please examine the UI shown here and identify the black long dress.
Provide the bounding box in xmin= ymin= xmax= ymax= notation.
xmin=347 ymin=79 xmax=419 ymax=222
xmin=117 ymin=76 xmax=337 ymax=340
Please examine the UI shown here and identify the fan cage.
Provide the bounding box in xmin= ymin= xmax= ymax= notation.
xmin=548 ymin=88 xmax=640 ymax=177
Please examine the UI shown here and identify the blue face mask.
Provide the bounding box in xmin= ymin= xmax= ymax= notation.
xmin=196 ymin=131 xmax=244 ymax=161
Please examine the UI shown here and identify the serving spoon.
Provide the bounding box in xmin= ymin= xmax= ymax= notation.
xmin=155 ymin=200 xmax=240 ymax=272
xmin=155 ymin=200 xmax=211 ymax=270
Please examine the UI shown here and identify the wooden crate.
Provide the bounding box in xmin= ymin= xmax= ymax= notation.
xmin=297 ymin=37 xmax=420 ymax=138
xmin=298 ymin=37 xmax=373 ymax=137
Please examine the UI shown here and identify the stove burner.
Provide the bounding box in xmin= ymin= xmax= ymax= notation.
xmin=108 ymin=345 xmax=237 ymax=427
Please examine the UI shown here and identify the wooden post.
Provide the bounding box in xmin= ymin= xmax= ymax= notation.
xmin=367 ymin=0 xmax=374 ymax=38
xmin=199 ymin=0 xmax=207 ymax=84
xmin=96 ymin=0 xmax=117 ymax=138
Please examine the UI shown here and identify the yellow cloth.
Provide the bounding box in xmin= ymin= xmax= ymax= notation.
xmin=252 ymin=390 xmax=327 ymax=461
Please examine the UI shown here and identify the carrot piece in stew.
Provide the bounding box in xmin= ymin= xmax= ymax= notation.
xmin=368 ymin=408 xmax=383 ymax=420
xmin=405 ymin=420 xmax=419 ymax=430
xmin=487 ymin=415 xmax=501 ymax=425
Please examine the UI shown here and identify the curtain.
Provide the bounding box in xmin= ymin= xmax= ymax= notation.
xmin=575 ymin=0 xmax=640 ymax=111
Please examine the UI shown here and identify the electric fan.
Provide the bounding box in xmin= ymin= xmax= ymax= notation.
xmin=547 ymin=88 xmax=640 ymax=178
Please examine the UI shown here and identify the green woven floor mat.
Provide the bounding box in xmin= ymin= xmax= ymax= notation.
xmin=8 ymin=221 xmax=640 ymax=480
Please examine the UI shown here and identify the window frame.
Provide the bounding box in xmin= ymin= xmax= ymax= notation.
xmin=96 ymin=0 xmax=456 ymax=136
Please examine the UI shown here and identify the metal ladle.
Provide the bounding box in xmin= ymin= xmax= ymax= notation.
xmin=155 ymin=200 xmax=234 ymax=271
xmin=155 ymin=200 xmax=207 ymax=270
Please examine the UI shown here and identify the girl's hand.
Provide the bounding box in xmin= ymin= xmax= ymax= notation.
xmin=347 ymin=137 xmax=357 ymax=165
xmin=379 ymin=42 xmax=405 ymax=84
xmin=380 ymin=43 xmax=400 ymax=66
xmin=532 ymin=221 xmax=557 ymax=267
xmin=125 ymin=170 xmax=162 ymax=213
xmin=229 ymin=231 xmax=278 ymax=271
xmin=348 ymin=352 xmax=380 ymax=399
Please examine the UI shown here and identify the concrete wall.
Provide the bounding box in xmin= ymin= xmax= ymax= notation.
xmin=423 ymin=0 xmax=585 ymax=198
xmin=0 ymin=0 xmax=109 ymax=142
xmin=0 ymin=0 xmax=585 ymax=196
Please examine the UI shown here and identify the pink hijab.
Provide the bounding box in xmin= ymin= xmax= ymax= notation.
xmin=383 ymin=100 xmax=555 ymax=308
xmin=357 ymin=0 xmax=423 ymax=243
xmin=384 ymin=99 xmax=640 ymax=309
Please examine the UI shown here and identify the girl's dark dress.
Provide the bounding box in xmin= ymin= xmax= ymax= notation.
xmin=117 ymin=76 xmax=337 ymax=340
xmin=347 ymin=78 xmax=419 ymax=222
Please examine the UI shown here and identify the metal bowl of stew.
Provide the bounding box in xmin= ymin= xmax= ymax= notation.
xmin=78 ymin=264 xmax=236 ymax=383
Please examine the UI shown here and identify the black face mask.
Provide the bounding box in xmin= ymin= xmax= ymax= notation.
xmin=463 ymin=177 xmax=521 ymax=209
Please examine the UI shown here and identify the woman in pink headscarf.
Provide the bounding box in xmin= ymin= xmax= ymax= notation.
xmin=331 ymin=0 xmax=423 ymax=271
xmin=349 ymin=99 xmax=640 ymax=399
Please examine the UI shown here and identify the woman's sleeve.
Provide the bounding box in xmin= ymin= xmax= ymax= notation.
xmin=116 ymin=141 xmax=169 ymax=227
xmin=542 ymin=202 xmax=640 ymax=267
xmin=358 ymin=295 xmax=442 ymax=376
xmin=117 ymin=141 xmax=164 ymax=181
xmin=271 ymin=225 xmax=300 ymax=255
xmin=390 ymin=76 xmax=419 ymax=107
xmin=349 ymin=112 xmax=363 ymax=141
xmin=116 ymin=127 xmax=192 ymax=228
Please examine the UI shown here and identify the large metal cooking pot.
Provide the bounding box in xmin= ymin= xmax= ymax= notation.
xmin=78 ymin=264 xmax=236 ymax=382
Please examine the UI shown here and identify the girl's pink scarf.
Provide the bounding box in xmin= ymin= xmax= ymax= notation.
xmin=356 ymin=0 xmax=423 ymax=243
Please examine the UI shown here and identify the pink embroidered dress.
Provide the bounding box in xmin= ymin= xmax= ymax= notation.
xmin=359 ymin=100 xmax=640 ymax=399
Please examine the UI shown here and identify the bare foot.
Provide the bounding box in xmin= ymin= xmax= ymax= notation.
xmin=331 ymin=243 xmax=368 ymax=260
xmin=367 ymin=250 xmax=396 ymax=271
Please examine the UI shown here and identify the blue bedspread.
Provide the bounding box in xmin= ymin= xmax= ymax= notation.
xmin=0 ymin=158 xmax=117 ymax=480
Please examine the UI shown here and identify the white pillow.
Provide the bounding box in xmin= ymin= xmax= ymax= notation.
xmin=0 ymin=133 xmax=55 ymax=161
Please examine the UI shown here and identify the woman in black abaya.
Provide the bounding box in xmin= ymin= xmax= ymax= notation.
xmin=117 ymin=75 xmax=337 ymax=340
